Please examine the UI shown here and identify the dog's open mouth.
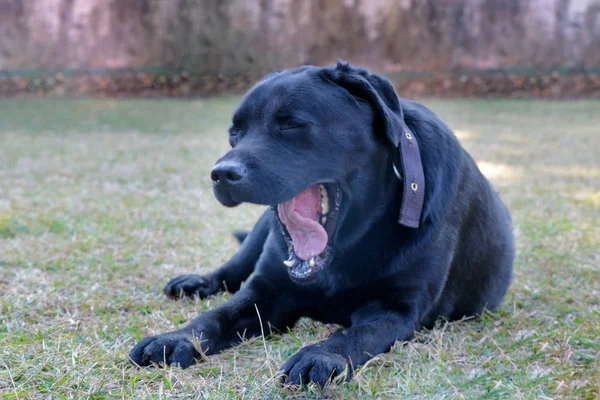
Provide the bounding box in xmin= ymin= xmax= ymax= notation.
xmin=274 ymin=183 xmax=341 ymax=282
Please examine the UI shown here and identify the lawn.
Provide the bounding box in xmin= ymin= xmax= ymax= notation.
xmin=0 ymin=97 xmax=598 ymax=399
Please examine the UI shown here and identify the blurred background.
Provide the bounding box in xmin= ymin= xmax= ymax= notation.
xmin=1 ymin=1 xmax=599 ymax=398
xmin=1 ymin=0 xmax=600 ymax=98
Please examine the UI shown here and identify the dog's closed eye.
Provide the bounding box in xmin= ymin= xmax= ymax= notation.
xmin=276 ymin=115 xmax=310 ymax=131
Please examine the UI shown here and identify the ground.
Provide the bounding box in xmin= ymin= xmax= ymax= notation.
xmin=0 ymin=97 xmax=598 ymax=399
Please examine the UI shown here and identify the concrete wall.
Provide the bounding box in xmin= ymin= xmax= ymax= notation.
xmin=1 ymin=0 xmax=599 ymax=72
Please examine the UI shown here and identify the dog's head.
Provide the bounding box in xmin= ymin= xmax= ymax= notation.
xmin=211 ymin=62 xmax=423 ymax=283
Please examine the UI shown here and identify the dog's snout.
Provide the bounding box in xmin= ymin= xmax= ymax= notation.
xmin=211 ymin=161 xmax=246 ymax=184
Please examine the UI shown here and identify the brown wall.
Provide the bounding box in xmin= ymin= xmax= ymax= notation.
xmin=1 ymin=0 xmax=600 ymax=73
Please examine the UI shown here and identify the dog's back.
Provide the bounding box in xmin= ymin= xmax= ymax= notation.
xmin=401 ymin=100 xmax=515 ymax=325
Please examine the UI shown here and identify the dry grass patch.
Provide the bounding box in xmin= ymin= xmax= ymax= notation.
xmin=0 ymin=98 xmax=598 ymax=399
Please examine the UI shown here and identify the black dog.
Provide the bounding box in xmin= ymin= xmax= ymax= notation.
xmin=129 ymin=62 xmax=515 ymax=387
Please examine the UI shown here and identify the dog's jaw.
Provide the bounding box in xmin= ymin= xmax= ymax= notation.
xmin=273 ymin=183 xmax=342 ymax=283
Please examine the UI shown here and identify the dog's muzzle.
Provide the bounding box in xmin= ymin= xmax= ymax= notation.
xmin=211 ymin=161 xmax=247 ymax=207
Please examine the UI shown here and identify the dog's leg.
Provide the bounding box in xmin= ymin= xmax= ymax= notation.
xmin=280 ymin=302 xmax=418 ymax=387
xmin=164 ymin=209 xmax=272 ymax=299
xmin=131 ymin=274 xmax=300 ymax=368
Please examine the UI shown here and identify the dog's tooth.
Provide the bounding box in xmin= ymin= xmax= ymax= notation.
xmin=283 ymin=259 xmax=295 ymax=268
xmin=321 ymin=216 xmax=327 ymax=224
xmin=320 ymin=185 xmax=328 ymax=199
xmin=321 ymin=200 xmax=329 ymax=215
xmin=309 ymin=258 xmax=315 ymax=267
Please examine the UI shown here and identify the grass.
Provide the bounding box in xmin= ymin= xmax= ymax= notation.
xmin=0 ymin=97 xmax=598 ymax=399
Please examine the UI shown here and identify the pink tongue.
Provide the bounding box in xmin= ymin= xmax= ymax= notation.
xmin=277 ymin=184 xmax=328 ymax=260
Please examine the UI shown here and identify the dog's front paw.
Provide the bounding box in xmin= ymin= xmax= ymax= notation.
xmin=129 ymin=330 xmax=202 ymax=368
xmin=280 ymin=345 xmax=348 ymax=387
xmin=164 ymin=274 xmax=222 ymax=299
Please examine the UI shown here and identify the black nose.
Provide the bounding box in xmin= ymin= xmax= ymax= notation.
xmin=211 ymin=161 xmax=246 ymax=184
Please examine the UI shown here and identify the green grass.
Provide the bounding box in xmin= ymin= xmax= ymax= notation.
xmin=0 ymin=97 xmax=598 ymax=399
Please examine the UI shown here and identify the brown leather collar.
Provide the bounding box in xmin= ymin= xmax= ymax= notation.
xmin=393 ymin=124 xmax=425 ymax=228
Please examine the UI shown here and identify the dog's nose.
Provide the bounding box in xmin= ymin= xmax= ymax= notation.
xmin=211 ymin=161 xmax=246 ymax=184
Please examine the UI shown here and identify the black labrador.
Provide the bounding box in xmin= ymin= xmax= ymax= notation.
xmin=129 ymin=62 xmax=515 ymax=387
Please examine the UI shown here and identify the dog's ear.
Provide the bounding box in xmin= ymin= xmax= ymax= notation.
xmin=321 ymin=61 xmax=425 ymax=228
xmin=321 ymin=62 xmax=404 ymax=146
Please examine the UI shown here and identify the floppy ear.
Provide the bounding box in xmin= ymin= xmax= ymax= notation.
xmin=321 ymin=61 xmax=425 ymax=228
